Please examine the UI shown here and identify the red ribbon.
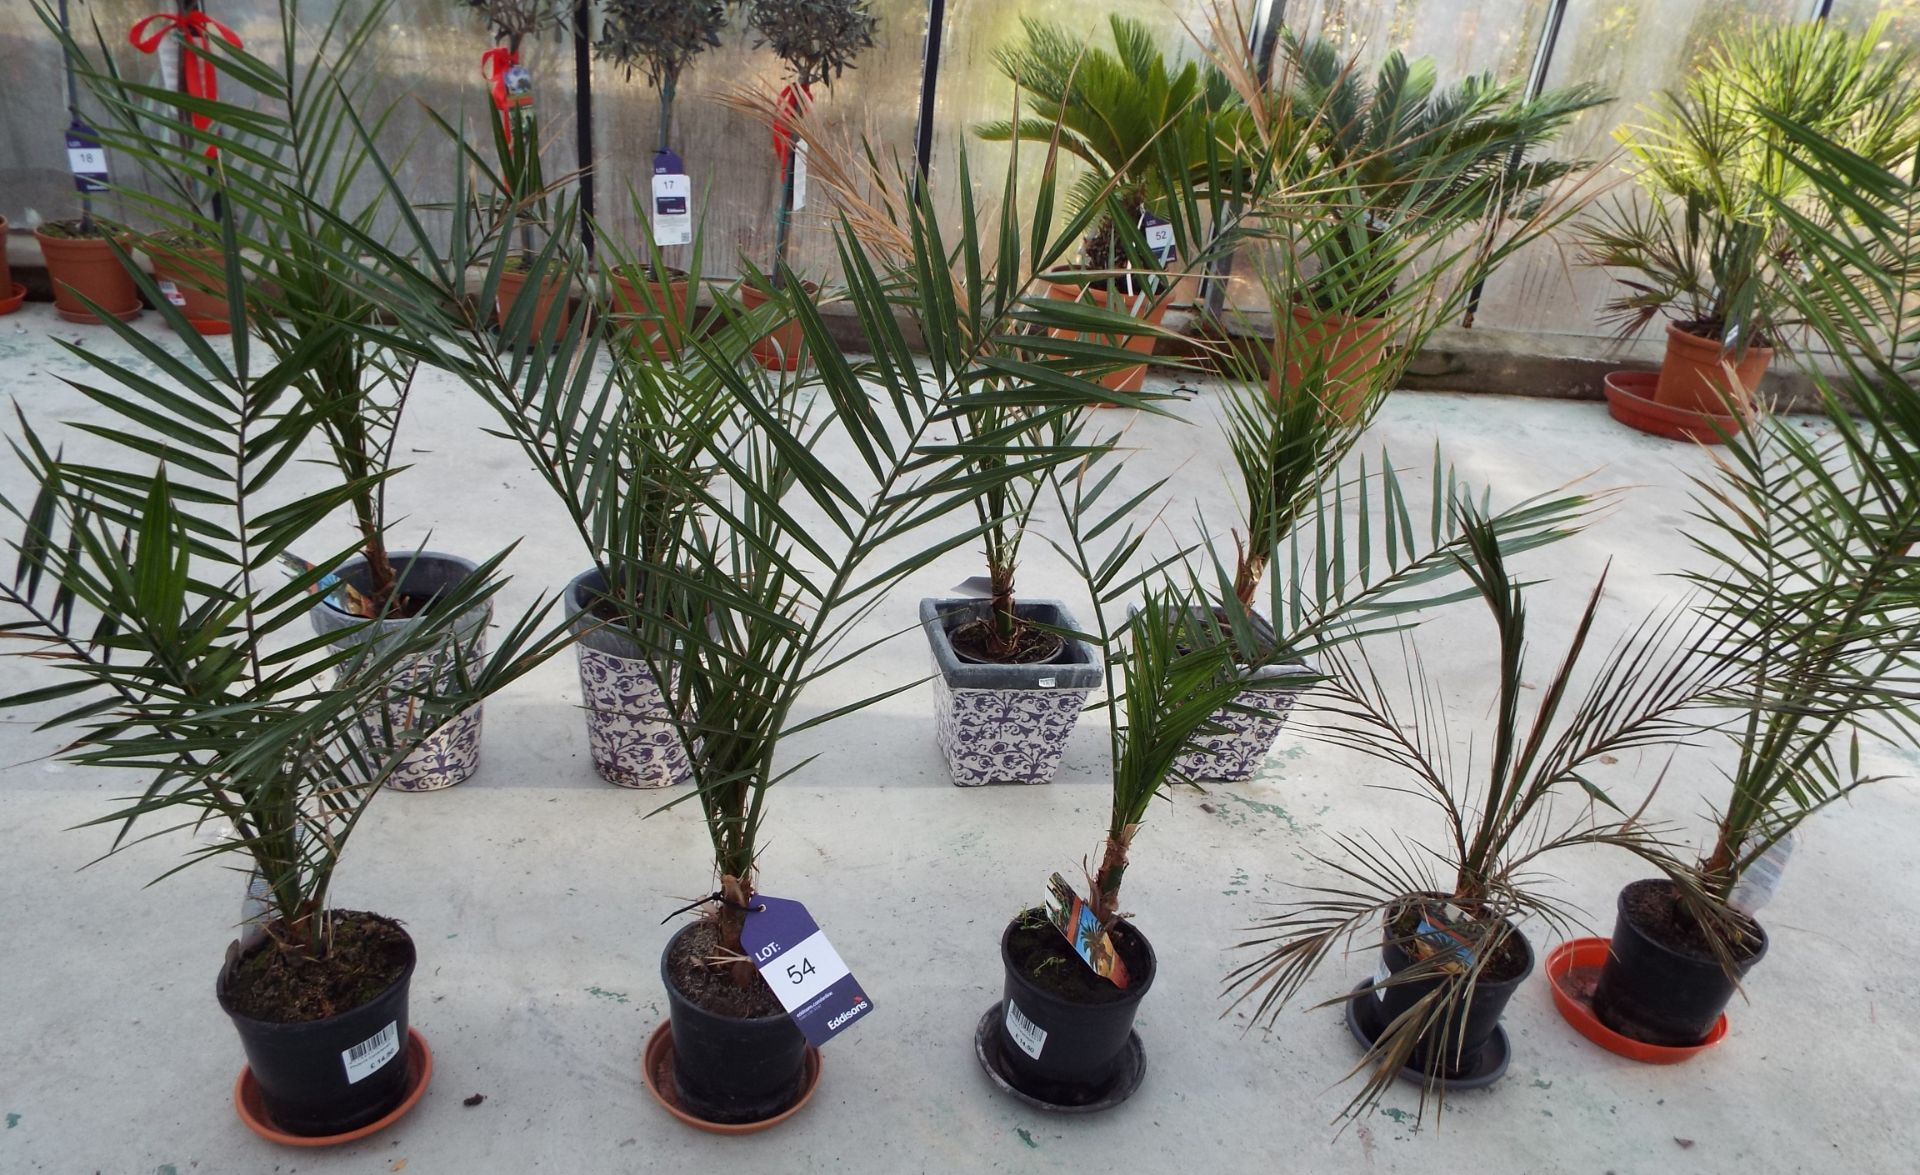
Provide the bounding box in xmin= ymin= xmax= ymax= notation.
xmin=772 ymin=83 xmax=813 ymax=174
xmin=481 ymin=47 xmax=528 ymax=142
xmin=128 ymin=12 xmax=243 ymax=160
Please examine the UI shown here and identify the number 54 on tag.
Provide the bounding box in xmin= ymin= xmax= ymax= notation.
xmin=739 ymin=896 xmax=873 ymax=1047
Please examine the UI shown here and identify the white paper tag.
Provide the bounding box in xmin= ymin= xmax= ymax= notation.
xmin=1371 ymin=956 xmax=1390 ymax=1001
xmin=1728 ymin=831 xmax=1795 ymax=917
xmin=766 ymin=929 xmax=850 ymax=1009
xmin=158 ymin=36 xmax=181 ymax=93
xmin=1004 ymin=999 xmax=1047 ymax=1059
xmin=158 ymin=279 xmax=186 ymax=308
xmin=67 ymin=145 xmax=107 ymax=177
xmin=1037 ymin=676 xmax=1056 ymax=688
xmin=792 ymin=140 xmax=809 ymax=211
xmin=1143 ymin=220 xmax=1175 ymax=262
xmin=341 ymin=1021 xmax=400 ymax=1084
xmin=651 ymin=171 xmax=691 ymax=247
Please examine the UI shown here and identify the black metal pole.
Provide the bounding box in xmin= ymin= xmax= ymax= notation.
xmin=574 ymin=0 xmax=595 ymax=255
xmin=1461 ymin=0 xmax=1570 ymax=328
xmin=910 ymin=0 xmax=945 ymax=200
xmin=1813 ymin=0 xmax=1836 ymax=20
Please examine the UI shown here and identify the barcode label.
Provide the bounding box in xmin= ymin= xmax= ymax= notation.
xmin=1004 ymin=999 xmax=1047 ymax=1060
xmin=341 ymin=1021 xmax=400 ymax=1084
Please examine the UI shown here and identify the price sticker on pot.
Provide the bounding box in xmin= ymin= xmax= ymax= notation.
xmin=739 ymin=896 xmax=873 ymax=1046
xmin=651 ymin=150 xmax=691 ymax=247
xmin=66 ymin=119 xmax=111 ymax=194
xmin=1138 ymin=211 xmax=1175 ymax=266
xmin=342 ymin=1020 xmax=400 ymax=1084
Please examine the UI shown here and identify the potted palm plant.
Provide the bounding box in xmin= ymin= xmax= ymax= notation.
xmin=977 ymin=15 xmax=1254 ymax=394
xmin=1224 ymin=519 xmax=1747 ymax=1122
xmin=1580 ymin=115 xmax=1920 ymax=1052
xmin=0 ymin=272 xmax=572 ymax=1143
xmin=594 ymin=0 xmax=728 ymax=357
xmin=1577 ymin=16 xmax=1920 ymax=430
xmin=1277 ymin=32 xmax=1603 ymax=420
xmin=736 ymin=0 xmax=877 ymax=370
xmin=54 ymin=0 xmax=528 ymax=791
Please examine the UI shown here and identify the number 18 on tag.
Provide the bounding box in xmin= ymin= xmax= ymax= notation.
xmin=739 ymin=896 xmax=873 ymax=1047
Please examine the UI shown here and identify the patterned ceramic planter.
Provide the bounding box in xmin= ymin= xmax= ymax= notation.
xmin=308 ymin=551 xmax=491 ymax=793
xmin=568 ymin=568 xmax=691 ymax=790
xmin=1172 ymin=653 xmax=1316 ymax=783
xmin=921 ymin=598 xmax=1103 ymax=786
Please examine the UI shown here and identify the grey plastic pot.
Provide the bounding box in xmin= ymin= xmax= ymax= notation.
xmin=921 ymin=598 xmax=1103 ymax=786
xmin=308 ymin=550 xmax=491 ymax=792
xmin=567 ymin=567 xmax=691 ymax=789
xmin=1170 ymin=610 xmax=1314 ymax=783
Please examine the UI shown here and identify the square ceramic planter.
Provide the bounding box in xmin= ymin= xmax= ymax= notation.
xmin=1171 ymin=663 xmax=1316 ymax=782
xmin=922 ymin=598 xmax=1102 ymax=786
xmin=309 ymin=551 xmax=491 ymax=792
xmin=569 ymin=567 xmax=692 ymax=789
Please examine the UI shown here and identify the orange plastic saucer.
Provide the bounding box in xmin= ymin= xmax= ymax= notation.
xmin=233 ymin=1026 xmax=433 ymax=1147
xmin=0 ymin=283 xmax=25 ymax=315
xmin=1546 ymin=938 xmax=1727 ymax=1064
xmin=641 ymin=1020 xmax=821 ymax=1134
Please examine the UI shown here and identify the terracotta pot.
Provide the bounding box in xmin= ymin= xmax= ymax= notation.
xmin=1654 ymin=322 xmax=1770 ymax=414
xmin=495 ymin=266 xmax=572 ymax=336
xmin=35 ymin=224 xmax=141 ymax=324
xmin=1045 ymin=281 xmax=1172 ymax=395
xmin=0 ymin=213 xmax=12 ymax=295
xmin=739 ymin=281 xmax=816 ymax=371
xmin=610 ymin=268 xmax=691 ymax=358
xmin=148 ymin=240 xmax=233 ymax=328
xmin=1269 ymin=302 xmax=1390 ymax=423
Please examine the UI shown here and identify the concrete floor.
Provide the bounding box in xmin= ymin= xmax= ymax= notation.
xmin=1 ymin=300 xmax=1915 ymax=1174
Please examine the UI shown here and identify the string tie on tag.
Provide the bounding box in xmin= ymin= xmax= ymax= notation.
xmin=128 ymin=12 xmax=243 ymax=159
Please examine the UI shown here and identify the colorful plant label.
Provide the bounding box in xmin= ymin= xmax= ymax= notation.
xmin=1046 ymin=873 xmax=1130 ymax=988
xmin=740 ymin=896 xmax=873 ymax=1047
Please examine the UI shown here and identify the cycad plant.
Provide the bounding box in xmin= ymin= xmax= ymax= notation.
xmin=1223 ymin=518 xmax=1749 ymax=1121
xmin=1575 ymin=15 xmax=1920 ymax=411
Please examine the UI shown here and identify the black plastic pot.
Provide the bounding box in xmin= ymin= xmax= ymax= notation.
xmin=662 ymin=923 xmax=808 ymax=1124
xmin=1590 ymin=878 xmax=1769 ymax=1048
xmin=216 ymin=915 xmax=417 ymax=1137
xmin=1374 ymin=904 xmax=1533 ymax=1078
xmin=995 ymin=910 xmax=1156 ymax=1100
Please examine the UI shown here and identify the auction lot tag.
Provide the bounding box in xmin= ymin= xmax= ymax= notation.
xmin=67 ymin=119 xmax=110 ymax=194
xmin=740 ymin=896 xmax=873 ymax=1046
xmin=651 ymin=150 xmax=691 ymax=246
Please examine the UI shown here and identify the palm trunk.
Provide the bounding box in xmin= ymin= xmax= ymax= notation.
xmin=717 ymin=871 xmax=758 ymax=988
xmin=1233 ymin=548 xmax=1266 ymax=608
xmin=1093 ymin=824 xmax=1138 ymax=925
xmin=985 ymin=564 xmax=1018 ymax=658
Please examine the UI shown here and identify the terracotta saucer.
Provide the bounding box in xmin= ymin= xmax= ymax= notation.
xmin=0 ymin=283 xmax=25 ymax=315
xmin=641 ymin=1020 xmax=822 ymax=1134
xmin=1546 ymin=938 xmax=1727 ymax=1064
xmin=1602 ymin=370 xmax=1744 ymax=444
xmin=55 ymin=301 xmax=142 ymax=325
xmin=233 ymin=1026 xmax=433 ymax=1147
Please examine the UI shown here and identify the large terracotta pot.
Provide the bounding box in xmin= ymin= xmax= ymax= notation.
xmin=35 ymin=222 xmax=141 ymax=324
xmin=1269 ymin=302 xmax=1390 ymax=423
xmin=1653 ymin=322 xmax=1771 ymax=414
xmin=495 ymin=266 xmax=572 ymax=337
xmin=1045 ymin=281 xmax=1173 ymax=395
xmin=1 ymin=213 xmax=13 ymax=298
xmin=738 ymin=281 xmax=816 ymax=371
xmin=147 ymin=240 xmax=233 ymax=329
xmin=610 ymin=268 xmax=692 ymax=358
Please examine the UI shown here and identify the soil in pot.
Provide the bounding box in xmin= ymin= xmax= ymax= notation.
xmin=663 ymin=920 xmax=808 ymax=1125
xmin=739 ymin=281 xmax=817 ymax=371
xmin=1590 ymin=878 xmax=1767 ymax=1048
xmin=947 ymin=618 xmax=1066 ymax=665
xmin=35 ymin=219 xmax=141 ymax=324
xmin=1655 ymin=320 xmax=1772 ymax=414
xmin=609 ymin=264 xmax=691 ymax=357
xmin=218 ymin=910 xmax=417 ymax=1137
xmin=993 ymin=908 xmax=1155 ymax=1105
xmin=1045 ymin=280 xmax=1172 ymax=396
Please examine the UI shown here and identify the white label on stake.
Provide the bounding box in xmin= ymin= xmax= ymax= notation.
xmin=792 ymin=140 xmax=809 ymax=211
xmin=67 ymin=146 xmax=107 ymax=176
xmin=341 ymin=1021 xmax=400 ymax=1084
xmin=651 ymin=171 xmax=691 ymax=247
xmin=1004 ymin=999 xmax=1047 ymax=1059
xmin=158 ymin=36 xmax=181 ymax=93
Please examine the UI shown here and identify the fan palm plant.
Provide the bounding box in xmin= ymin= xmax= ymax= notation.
xmin=1575 ymin=15 xmax=1920 ymax=413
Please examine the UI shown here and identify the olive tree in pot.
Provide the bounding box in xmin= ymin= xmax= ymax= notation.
xmin=0 ymin=305 xmax=570 ymax=1142
xmin=735 ymin=0 xmax=877 ymax=370
xmin=1576 ymin=16 xmax=1920 ymax=426
xmin=1586 ymin=120 xmax=1920 ymax=1050
xmin=1223 ymin=518 xmax=1748 ymax=1122
xmin=594 ymin=0 xmax=729 ymax=356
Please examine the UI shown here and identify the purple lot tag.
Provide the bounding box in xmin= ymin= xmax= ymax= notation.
xmin=739 ymin=896 xmax=873 ymax=1047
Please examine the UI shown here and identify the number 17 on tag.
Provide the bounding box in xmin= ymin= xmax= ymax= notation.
xmin=739 ymin=896 xmax=873 ymax=1046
